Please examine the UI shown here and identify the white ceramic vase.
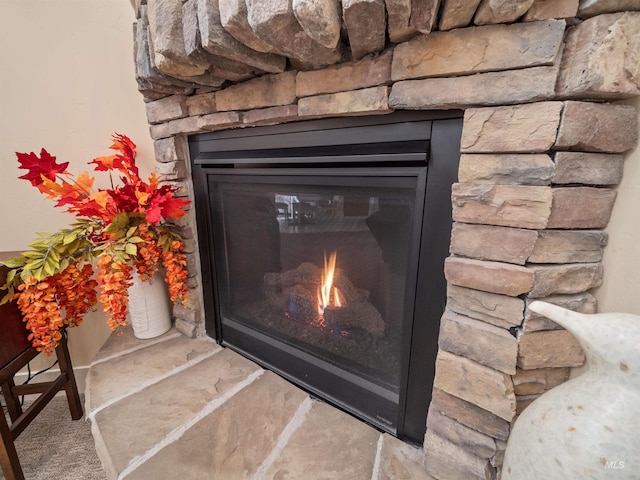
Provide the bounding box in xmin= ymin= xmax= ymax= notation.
xmin=502 ymin=301 xmax=640 ymax=479
xmin=127 ymin=272 xmax=172 ymax=339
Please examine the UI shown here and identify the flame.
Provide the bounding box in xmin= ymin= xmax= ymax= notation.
xmin=333 ymin=288 xmax=342 ymax=307
xmin=317 ymin=251 xmax=343 ymax=315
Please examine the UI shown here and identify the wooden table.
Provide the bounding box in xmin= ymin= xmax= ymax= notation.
xmin=0 ymin=253 xmax=83 ymax=480
xmin=0 ymin=253 xmax=31 ymax=368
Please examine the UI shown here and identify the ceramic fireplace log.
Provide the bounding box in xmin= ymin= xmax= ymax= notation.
xmin=262 ymin=261 xmax=385 ymax=336
xmin=264 ymin=262 xmax=321 ymax=290
xmin=264 ymin=263 xmax=368 ymax=304
xmin=333 ymin=271 xmax=370 ymax=304
xmin=287 ymin=284 xmax=317 ymax=323
xmin=323 ymin=302 xmax=385 ymax=337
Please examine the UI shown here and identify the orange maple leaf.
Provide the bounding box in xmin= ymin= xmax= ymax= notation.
xmin=37 ymin=175 xmax=63 ymax=199
xmin=147 ymin=173 xmax=159 ymax=189
xmin=135 ymin=188 xmax=151 ymax=207
xmin=37 ymin=177 xmax=80 ymax=205
xmin=89 ymin=190 xmax=112 ymax=209
xmin=74 ymin=171 xmax=95 ymax=196
xmin=89 ymin=154 xmax=122 ymax=171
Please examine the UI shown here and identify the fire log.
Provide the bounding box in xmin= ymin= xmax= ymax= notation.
xmin=333 ymin=269 xmax=368 ymax=303
xmin=287 ymin=285 xmax=317 ymax=323
xmin=264 ymin=264 xmax=369 ymax=303
xmin=264 ymin=262 xmax=321 ymax=290
xmin=324 ymin=302 xmax=385 ymax=337
xmin=263 ymin=260 xmax=385 ymax=337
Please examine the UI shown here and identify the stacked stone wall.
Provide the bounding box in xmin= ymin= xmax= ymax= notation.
xmin=135 ymin=2 xmax=640 ymax=478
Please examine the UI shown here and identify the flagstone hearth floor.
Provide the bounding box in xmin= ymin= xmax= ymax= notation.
xmin=85 ymin=328 xmax=433 ymax=480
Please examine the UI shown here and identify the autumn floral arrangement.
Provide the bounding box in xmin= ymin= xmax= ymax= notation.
xmin=0 ymin=134 xmax=190 ymax=355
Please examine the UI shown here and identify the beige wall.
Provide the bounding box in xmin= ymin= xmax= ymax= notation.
xmin=0 ymin=0 xmax=153 ymax=373
xmin=594 ymin=96 xmax=640 ymax=315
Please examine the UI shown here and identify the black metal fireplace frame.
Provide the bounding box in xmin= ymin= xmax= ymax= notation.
xmin=189 ymin=111 xmax=463 ymax=444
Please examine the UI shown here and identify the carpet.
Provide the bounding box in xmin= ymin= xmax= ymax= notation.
xmin=1 ymin=395 xmax=106 ymax=480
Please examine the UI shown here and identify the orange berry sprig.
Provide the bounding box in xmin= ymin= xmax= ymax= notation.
xmin=54 ymin=263 xmax=99 ymax=327
xmin=16 ymin=277 xmax=64 ymax=355
xmin=14 ymin=264 xmax=99 ymax=355
xmin=162 ymin=240 xmax=189 ymax=303
xmin=97 ymin=254 xmax=133 ymax=332
xmin=135 ymin=223 xmax=163 ymax=282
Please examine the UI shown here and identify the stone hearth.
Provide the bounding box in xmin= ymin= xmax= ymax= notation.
xmin=130 ymin=1 xmax=640 ymax=478
xmin=87 ymin=328 xmax=434 ymax=479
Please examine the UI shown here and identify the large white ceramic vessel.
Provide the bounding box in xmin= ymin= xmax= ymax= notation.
xmin=502 ymin=301 xmax=640 ymax=479
xmin=127 ymin=272 xmax=172 ymax=339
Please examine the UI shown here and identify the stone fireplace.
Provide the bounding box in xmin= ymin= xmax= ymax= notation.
xmin=133 ymin=0 xmax=640 ymax=478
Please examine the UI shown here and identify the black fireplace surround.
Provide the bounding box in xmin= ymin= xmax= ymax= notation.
xmin=190 ymin=111 xmax=463 ymax=444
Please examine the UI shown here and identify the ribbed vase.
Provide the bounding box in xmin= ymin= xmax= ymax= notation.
xmin=127 ymin=272 xmax=172 ymax=339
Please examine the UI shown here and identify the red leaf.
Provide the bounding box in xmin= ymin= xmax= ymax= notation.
xmin=110 ymin=133 xmax=136 ymax=161
xmin=69 ymin=191 xmax=114 ymax=221
xmin=146 ymin=190 xmax=189 ymax=224
xmin=17 ymin=149 xmax=69 ymax=186
xmin=72 ymin=202 xmax=111 ymax=220
xmin=145 ymin=203 xmax=164 ymax=224
xmin=110 ymin=133 xmax=138 ymax=179
xmin=108 ymin=184 xmax=139 ymax=214
xmin=160 ymin=196 xmax=190 ymax=220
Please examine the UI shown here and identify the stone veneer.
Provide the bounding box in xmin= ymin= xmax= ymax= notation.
xmin=132 ymin=1 xmax=640 ymax=478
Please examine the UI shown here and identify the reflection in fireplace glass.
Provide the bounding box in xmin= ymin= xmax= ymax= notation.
xmin=219 ymin=182 xmax=415 ymax=393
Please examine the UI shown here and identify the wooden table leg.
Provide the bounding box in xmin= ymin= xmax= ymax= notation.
xmin=55 ymin=333 xmax=83 ymax=420
xmin=0 ymin=407 xmax=24 ymax=480
xmin=1 ymin=378 xmax=23 ymax=423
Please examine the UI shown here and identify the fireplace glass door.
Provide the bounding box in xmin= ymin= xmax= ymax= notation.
xmin=190 ymin=113 xmax=463 ymax=443
xmin=210 ymin=170 xmax=422 ymax=424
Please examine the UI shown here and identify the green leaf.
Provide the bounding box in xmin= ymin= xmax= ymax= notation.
xmin=59 ymin=258 xmax=70 ymax=272
xmin=0 ymin=290 xmax=13 ymax=306
xmin=5 ymin=269 xmax=17 ymax=285
xmin=104 ymin=212 xmax=130 ymax=235
xmin=157 ymin=235 xmax=169 ymax=248
xmin=128 ymin=236 xmax=144 ymax=244
xmin=125 ymin=243 xmax=138 ymax=256
xmin=127 ymin=226 xmax=137 ymax=238
xmin=65 ymin=237 xmax=88 ymax=255
xmin=43 ymin=259 xmax=56 ymax=276
xmin=29 ymin=239 xmax=52 ymax=250
xmin=47 ymin=251 xmax=60 ymax=269
xmin=1 ymin=256 xmax=28 ymax=268
xmin=48 ymin=247 xmax=60 ymax=263
xmin=63 ymin=232 xmax=78 ymax=245
xmin=24 ymin=259 xmax=43 ymax=271
xmin=22 ymin=251 xmax=44 ymax=259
